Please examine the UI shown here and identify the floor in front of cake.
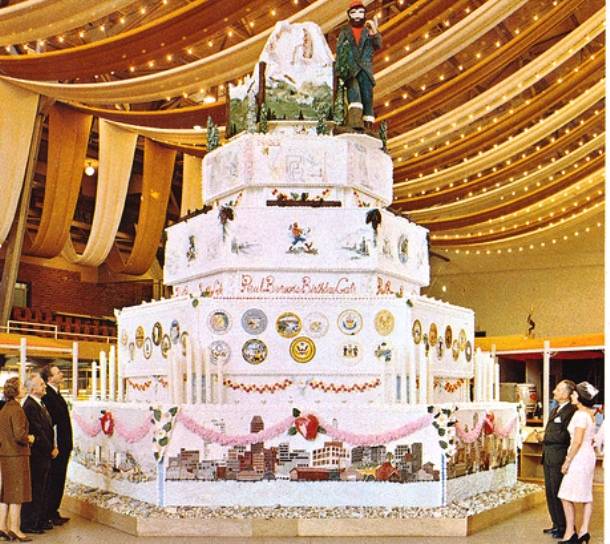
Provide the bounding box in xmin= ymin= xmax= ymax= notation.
xmin=32 ymin=487 xmax=603 ymax=543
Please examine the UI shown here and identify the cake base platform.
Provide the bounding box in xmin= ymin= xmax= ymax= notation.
xmin=63 ymin=481 xmax=544 ymax=537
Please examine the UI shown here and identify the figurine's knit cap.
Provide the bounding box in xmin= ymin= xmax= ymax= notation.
xmin=348 ymin=1 xmax=366 ymax=11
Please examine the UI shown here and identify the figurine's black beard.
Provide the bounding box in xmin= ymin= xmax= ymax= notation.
xmin=349 ymin=18 xmax=365 ymax=28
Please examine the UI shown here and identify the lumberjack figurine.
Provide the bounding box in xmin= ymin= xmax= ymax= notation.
xmin=337 ymin=0 xmax=382 ymax=130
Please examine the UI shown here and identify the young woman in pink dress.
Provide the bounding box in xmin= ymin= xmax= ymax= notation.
xmin=557 ymin=381 xmax=599 ymax=544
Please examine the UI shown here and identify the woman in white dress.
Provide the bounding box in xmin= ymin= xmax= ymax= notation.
xmin=557 ymin=381 xmax=599 ymax=544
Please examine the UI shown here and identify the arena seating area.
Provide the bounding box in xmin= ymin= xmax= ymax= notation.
xmin=8 ymin=306 xmax=117 ymax=341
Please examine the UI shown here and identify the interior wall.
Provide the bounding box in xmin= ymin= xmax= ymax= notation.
xmin=424 ymin=231 xmax=604 ymax=337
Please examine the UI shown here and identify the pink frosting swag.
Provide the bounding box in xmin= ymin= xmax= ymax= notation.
xmin=73 ymin=413 xmax=101 ymax=438
xmin=455 ymin=416 xmax=485 ymax=443
xmin=74 ymin=412 xmax=152 ymax=443
xmin=493 ymin=416 xmax=518 ymax=438
xmin=177 ymin=412 xmax=434 ymax=447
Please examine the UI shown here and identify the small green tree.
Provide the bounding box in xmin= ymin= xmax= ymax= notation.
xmin=334 ymin=82 xmax=345 ymax=125
xmin=316 ymin=104 xmax=330 ymax=135
xmin=379 ymin=121 xmax=389 ymax=153
xmin=258 ymin=103 xmax=269 ymax=134
xmin=206 ymin=116 xmax=220 ymax=151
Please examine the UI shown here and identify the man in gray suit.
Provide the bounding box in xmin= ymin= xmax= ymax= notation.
xmin=337 ymin=1 xmax=382 ymax=129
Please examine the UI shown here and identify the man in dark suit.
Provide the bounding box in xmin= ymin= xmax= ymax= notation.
xmin=337 ymin=0 xmax=382 ymax=129
xmin=537 ymin=379 xmax=576 ymax=539
xmin=41 ymin=365 xmax=73 ymax=526
xmin=21 ymin=372 xmax=58 ymax=534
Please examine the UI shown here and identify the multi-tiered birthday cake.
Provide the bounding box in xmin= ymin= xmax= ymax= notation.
xmin=69 ymin=21 xmax=519 ymax=508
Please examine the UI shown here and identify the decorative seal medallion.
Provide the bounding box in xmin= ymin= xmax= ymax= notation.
xmin=452 ymin=339 xmax=460 ymax=361
xmin=242 ymin=339 xmax=268 ymax=365
xmin=289 ymin=336 xmax=316 ymax=364
xmin=339 ymin=342 xmax=362 ymax=365
xmin=241 ymin=308 xmax=268 ymax=335
xmin=143 ymin=337 xmax=153 ymax=359
xmin=152 ymin=322 xmax=163 ymax=346
xmin=208 ymin=310 xmax=231 ymax=335
xmin=459 ymin=329 xmax=467 ymax=351
xmin=304 ymin=312 xmax=329 ymax=338
xmin=397 ymin=234 xmax=409 ymax=264
xmin=412 ymin=319 xmax=422 ymax=344
xmin=276 ymin=312 xmax=302 ymax=338
xmin=444 ymin=325 xmax=453 ymax=349
xmin=337 ymin=309 xmax=363 ymax=336
xmin=135 ymin=326 xmax=145 ymax=348
xmin=374 ymin=310 xmax=395 ymax=336
xmin=429 ymin=323 xmax=438 ymax=346
xmin=465 ymin=340 xmax=473 ymax=362
xmin=161 ymin=334 xmax=171 ymax=358
xmin=170 ymin=320 xmax=181 ymax=344
xmin=209 ymin=340 xmax=231 ymax=366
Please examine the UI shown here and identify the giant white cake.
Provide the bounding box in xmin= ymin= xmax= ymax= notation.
xmin=69 ymin=21 xmax=520 ymax=509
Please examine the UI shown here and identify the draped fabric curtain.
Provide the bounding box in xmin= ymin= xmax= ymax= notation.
xmin=27 ymin=103 xmax=93 ymax=258
xmin=389 ymin=11 xmax=604 ymax=153
xmin=0 ymin=80 xmax=39 ymax=246
xmin=62 ymin=119 xmax=137 ymax=267
xmin=108 ymin=139 xmax=176 ymax=275
xmin=0 ymin=0 xmax=136 ymax=46
xmin=375 ymin=0 xmax=528 ymax=99
xmin=394 ymin=80 xmax=605 ymax=192
xmin=0 ymin=0 xmax=368 ymax=104
xmin=181 ymin=154 xmax=203 ymax=217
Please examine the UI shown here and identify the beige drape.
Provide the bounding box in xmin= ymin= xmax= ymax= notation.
xmin=181 ymin=154 xmax=203 ymax=217
xmin=27 ymin=104 xmax=93 ymax=257
xmin=62 ymin=119 xmax=137 ymax=267
xmin=0 ymin=80 xmax=38 ymax=246
xmin=108 ymin=139 xmax=176 ymax=275
xmin=0 ymin=0 xmax=370 ymax=104
xmin=0 ymin=0 xmax=136 ymax=46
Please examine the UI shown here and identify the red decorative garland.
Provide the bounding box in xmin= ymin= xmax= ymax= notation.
xmin=223 ymin=378 xmax=293 ymax=394
xmin=100 ymin=411 xmax=114 ymax=436
xmin=308 ymin=378 xmax=381 ymax=393
xmin=434 ymin=378 xmax=466 ymax=393
xmin=127 ymin=379 xmax=152 ymax=391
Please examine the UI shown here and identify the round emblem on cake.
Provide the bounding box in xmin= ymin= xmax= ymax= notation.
xmin=444 ymin=325 xmax=453 ymax=349
xmin=143 ymin=337 xmax=153 ymax=360
xmin=452 ymin=339 xmax=460 ymax=361
xmin=465 ymin=340 xmax=473 ymax=362
xmin=429 ymin=323 xmax=438 ymax=346
xmin=304 ymin=312 xmax=329 ymax=338
xmin=135 ymin=326 xmax=145 ymax=348
xmin=209 ymin=340 xmax=231 ymax=366
xmin=339 ymin=342 xmax=362 ymax=365
xmin=241 ymin=308 xmax=268 ymax=335
xmin=289 ymin=336 xmax=316 ymax=364
xmin=374 ymin=341 xmax=392 ymax=363
xmin=337 ymin=309 xmax=363 ymax=335
xmin=152 ymin=322 xmax=163 ymax=346
xmin=120 ymin=329 xmax=128 ymax=346
xmin=161 ymin=334 xmax=171 ymax=358
xmin=275 ymin=312 xmax=302 ymax=338
xmin=180 ymin=331 xmax=189 ymax=356
xmin=170 ymin=320 xmax=180 ymax=344
xmin=128 ymin=342 xmax=135 ymax=362
xmin=412 ymin=320 xmax=422 ymax=344
xmin=397 ymin=235 xmax=409 ymax=264
xmin=208 ymin=310 xmax=231 ymax=335
xmin=459 ymin=329 xmax=467 ymax=351
xmin=242 ymin=339 xmax=268 ymax=365
xmin=374 ymin=309 xmax=395 ymax=336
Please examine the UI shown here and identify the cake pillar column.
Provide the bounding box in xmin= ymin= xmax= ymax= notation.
xmin=474 ymin=348 xmax=482 ymax=402
xmin=167 ymin=349 xmax=174 ymax=404
xmin=205 ymin=348 xmax=212 ymax=403
xmin=185 ymin=335 xmax=193 ymax=404
xmin=410 ymin=343 xmax=420 ymax=405
xmin=400 ymin=345 xmax=408 ymax=404
xmin=487 ymin=354 xmax=494 ymax=401
xmin=109 ymin=345 xmax=116 ymax=401
xmin=195 ymin=341 xmax=203 ymax=404
xmin=216 ymin=355 xmax=223 ymax=405
xmin=100 ymin=350 xmax=107 ymax=401
xmin=91 ymin=361 xmax=97 ymax=400
xmin=117 ymin=354 xmax=124 ymax=401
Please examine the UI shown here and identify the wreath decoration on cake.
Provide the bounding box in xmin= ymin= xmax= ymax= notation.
xmin=100 ymin=411 xmax=115 ymax=436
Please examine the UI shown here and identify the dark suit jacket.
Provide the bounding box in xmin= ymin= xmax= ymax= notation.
xmin=42 ymin=385 xmax=73 ymax=455
xmin=22 ymin=396 xmax=54 ymax=460
xmin=542 ymin=402 xmax=577 ymax=465
xmin=0 ymin=400 xmax=30 ymax=457
xmin=337 ymin=24 xmax=382 ymax=84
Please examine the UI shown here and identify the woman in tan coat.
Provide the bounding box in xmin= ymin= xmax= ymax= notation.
xmin=0 ymin=377 xmax=34 ymax=542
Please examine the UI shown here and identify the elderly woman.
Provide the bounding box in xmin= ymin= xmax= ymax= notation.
xmin=557 ymin=381 xmax=600 ymax=544
xmin=0 ymin=377 xmax=34 ymax=542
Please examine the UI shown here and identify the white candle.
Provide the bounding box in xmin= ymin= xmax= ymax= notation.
xmin=474 ymin=348 xmax=482 ymax=402
xmin=185 ymin=335 xmax=193 ymax=405
xmin=216 ymin=351 xmax=223 ymax=405
xmin=488 ymin=354 xmax=495 ymax=402
xmin=417 ymin=343 xmax=426 ymax=404
xmin=408 ymin=344 xmax=417 ymax=405
xmin=167 ymin=349 xmax=174 ymax=404
xmin=380 ymin=356 xmax=386 ymax=404
xmin=100 ymin=350 xmax=107 ymax=401
xmin=390 ymin=354 xmax=397 ymax=404
xmin=72 ymin=342 xmax=79 ymax=400
xmin=19 ymin=338 xmax=27 ymax=388
xmin=109 ymin=345 xmax=116 ymax=401
xmin=117 ymin=354 xmax=124 ymax=402
xmin=205 ymin=347 xmax=212 ymax=403
xmin=399 ymin=346 xmax=407 ymax=405
xmin=91 ymin=361 xmax=97 ymax=400
xmin=194 ymin=340 xmax=203 ymax=404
